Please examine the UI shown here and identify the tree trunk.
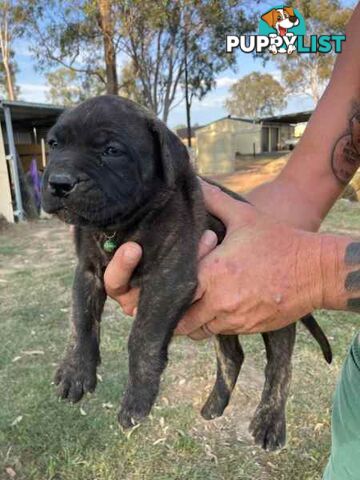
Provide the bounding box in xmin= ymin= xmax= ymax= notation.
xmin=184 ymin=26 xmax=192 ymax=148
xmin=3 ymin=56 xmax=16 ymax=100
xmin=0 ymin=13 xmax=16 ymax=101
xmin=98 ymin=0 xmax=118 ymax=94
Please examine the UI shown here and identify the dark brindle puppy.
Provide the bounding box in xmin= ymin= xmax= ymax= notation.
xmin=41 ymin=95 xmax=332 ymax=451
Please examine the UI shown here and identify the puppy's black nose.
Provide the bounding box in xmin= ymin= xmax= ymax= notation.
xmin=48 ymin=173 xmax=78 ymax=197
xmin=290 ymin=15 xmax=297 ymax=22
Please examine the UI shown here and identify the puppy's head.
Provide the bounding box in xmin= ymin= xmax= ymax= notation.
xmin=261 ymin=7 xmax=298 ymax=31
xmin=41 ymin=95 xmax=189 ymax=228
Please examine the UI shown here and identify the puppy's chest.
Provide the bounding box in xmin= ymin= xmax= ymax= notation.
xmin=93 ymin=230 xmax=159 ymax=286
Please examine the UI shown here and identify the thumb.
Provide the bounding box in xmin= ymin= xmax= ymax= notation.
xmin=104 ymin=242 xmax=142 ymax=298
xmin=199 ymin=178 xmax=254 ymax=228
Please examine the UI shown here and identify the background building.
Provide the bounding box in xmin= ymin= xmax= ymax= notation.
xmin=195 ymin=111 xmax=312 ymax=175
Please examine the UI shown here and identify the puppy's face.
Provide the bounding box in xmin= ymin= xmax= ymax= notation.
xmin=42 ymin=95 xmax=181 ymax=228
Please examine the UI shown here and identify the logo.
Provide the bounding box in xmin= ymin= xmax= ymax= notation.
xmin=226 ymin=5 xmax=346 ymax=55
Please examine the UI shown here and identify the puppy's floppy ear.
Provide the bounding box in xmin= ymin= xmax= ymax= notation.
xmin=284 ymin=7 xmax=295 ymax=17
xmin=261 ymin=9 xmax=277 ymax=27
xmin=149 ymin=118 xmax=189 ymax=187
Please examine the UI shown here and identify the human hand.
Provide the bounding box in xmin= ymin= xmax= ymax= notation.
xmin=105 ymin=179 xmax=326 ymax=340
xmin=104 ymin=229 xmax=218 ymax=317
xmin=174 ymin=180 xmax=324 ymax=339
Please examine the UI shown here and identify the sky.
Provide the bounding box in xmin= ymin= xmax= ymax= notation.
xmin=11 ymin=0 xmax=355 ymax=129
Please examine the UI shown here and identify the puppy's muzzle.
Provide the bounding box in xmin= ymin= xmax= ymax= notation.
xmin=48 ymin=173 xmax=79 ymax=198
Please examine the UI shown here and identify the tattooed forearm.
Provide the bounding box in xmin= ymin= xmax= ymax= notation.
xmin=331 ymin=103 xmax=360 ymax=185
xmin=345 ymin=242 xmax=360 ymax=312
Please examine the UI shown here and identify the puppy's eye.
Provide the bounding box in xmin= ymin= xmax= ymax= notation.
xmin=103 ymin=146 xmax=120 ymax=156
xmin=48 ymin=139 xmax=58 ymax=150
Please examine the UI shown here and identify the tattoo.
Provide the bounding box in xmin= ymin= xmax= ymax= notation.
xmin=345 ymin=242 xmax=360 ymax=265
xmin=344 ymin=242 xmax=360 ymax=312
xmin=331 ymin=104 xmax=360 ymax=185
xmin=345 ymin=270 xmax=360 ymax=291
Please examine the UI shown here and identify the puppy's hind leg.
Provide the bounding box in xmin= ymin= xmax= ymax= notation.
xmin=201 ymin=335 xmax=244 ymax=420
xmin=249 ymin=325 xmax=296 ymax=451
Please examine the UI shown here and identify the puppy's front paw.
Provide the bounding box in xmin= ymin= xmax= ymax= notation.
xmin=54 ymin=352 xmax=98 ymax=403
xmin=249 ymin=406 xmax=286 ymax=451
xmin=118 ymin=389 xmax=153 ymax=429
xmin=287 ymin=45 xmax=296 ymax=54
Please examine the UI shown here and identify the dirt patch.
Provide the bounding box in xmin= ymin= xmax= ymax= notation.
xmin=163 ymin=339 xmax=265 ymax=446
xmin=209 ymin=155 xmax=289 ymax=194
xmin=0 ymin=214 xmax=10 ymax=233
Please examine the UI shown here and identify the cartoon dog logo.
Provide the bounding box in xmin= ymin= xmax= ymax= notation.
xmin=261 ymin=7 xmax=300 ymax=54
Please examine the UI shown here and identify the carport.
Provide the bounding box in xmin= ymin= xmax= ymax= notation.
xmin=0 ymin=100 xmax=64 ymax=222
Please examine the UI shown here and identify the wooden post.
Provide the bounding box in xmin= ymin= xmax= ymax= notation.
xmin=0 ymin=123 xmax=14 ymax=222
xmin=41 ymin=138 xmax=46 ymax=169
xmin=3 ymin=105 xmax=24 ymax=220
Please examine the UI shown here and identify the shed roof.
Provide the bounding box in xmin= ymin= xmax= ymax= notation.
xmin=176 ymin=125 xmax=202 ymax=139
xmin=0 ymin=99 xmax=64 ymax=127
xmin=261 ymin=110 xmax=313 ymax=124
xmin=196 ymin=115 xmax=255 ymax=132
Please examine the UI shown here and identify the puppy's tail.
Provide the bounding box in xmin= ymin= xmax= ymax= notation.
xmin=301 ymin=314 xmax=332 ymax=364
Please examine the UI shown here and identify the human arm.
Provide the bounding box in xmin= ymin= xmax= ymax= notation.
xmin=247 ymin=3 xmax=360 ymax=231
xmin=104 ymin=5 xmax=360 ymax=334
xmin=175 ymin=180 xmax=354 ymax=338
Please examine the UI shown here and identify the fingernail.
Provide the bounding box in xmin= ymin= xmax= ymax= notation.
xmin=124 ymin=245 xmax=140 ymax=263
xmin=133 ymin=307 xmax=138 ymax=316
xmin=202 ymin=230 xmax=218 ymax=247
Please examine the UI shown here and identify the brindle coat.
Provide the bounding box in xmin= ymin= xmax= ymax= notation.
xmin=41 ymin=95 xmax=332 ymax=451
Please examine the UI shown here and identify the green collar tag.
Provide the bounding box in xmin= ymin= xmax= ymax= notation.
xmin=103 ymin=239 xmax=117 ymax=253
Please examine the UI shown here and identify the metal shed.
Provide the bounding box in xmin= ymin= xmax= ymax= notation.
xmin=195 ymin=111 xmax=313 ymax=175
xmin=0 ymin=100 xmax=64 ymax=222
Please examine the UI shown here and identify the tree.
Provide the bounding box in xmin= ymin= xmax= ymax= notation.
xmin=25 ymin=0 xmax=122 ymax=95
xmin=276 ymin=0 xmax=352 ymax=103
xmin=119 ymin=0 xmax=255 ymax=124
xmin=117 ymin=61 xmax=146 ymax=104
xmin=0 ymin=1 xmax=26 ymax=100
xmin=225 ymin=72 xmax=287 ymax=119
xmin=46 ymin=67 xmax=105 ymax=105
xmin=25 ymin=1 xmax=255 ymax=124
xmin=97 ymin=0 xmax=118 ymax=93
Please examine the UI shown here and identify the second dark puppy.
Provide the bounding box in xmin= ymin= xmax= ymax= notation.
xmin=41 ymin=95 xmax=332 ymax=451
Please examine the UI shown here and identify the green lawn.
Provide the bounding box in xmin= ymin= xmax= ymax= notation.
xmin=1 ymin=200 xmax=360 ymax=480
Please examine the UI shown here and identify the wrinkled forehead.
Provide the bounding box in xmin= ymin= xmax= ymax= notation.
xmin=49 ymin=97 xmax=154 ymax=150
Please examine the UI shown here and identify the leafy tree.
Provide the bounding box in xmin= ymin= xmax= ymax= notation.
xmin=24 ymin=0 xmax=121 ymax=95
xmin=225 ymin=72 xmax=287 ymax=119
xmin=46 ymin=62 xmax=144 ymax=106
xmin=46 ymin=67 xmax=105 ymax=105
xmin=117 ymin=61 xmax=146 ymax=104
xmin=119 ymin=0 xmax=255 ymax=124
xmin=25 ymin=0 xmax=255 ymax=124
xmin=0 ymin=1 xmax=26 ymax=100
xmin=277 ymin=0 xmax=352 ymax=103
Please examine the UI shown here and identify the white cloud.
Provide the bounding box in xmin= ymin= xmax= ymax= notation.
xmin=191 ymin=92 xmax=228 ymax=110
xmin=215 ymin=76 xmax=237 ymax=88
xmin=269 ymin=69 xmax=282 ymax=82
xmin=18 ymin=83 xmax=50 ymax=103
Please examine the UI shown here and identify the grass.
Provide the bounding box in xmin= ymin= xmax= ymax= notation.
xmin=1 ymin=200 xmax=360 ymax=480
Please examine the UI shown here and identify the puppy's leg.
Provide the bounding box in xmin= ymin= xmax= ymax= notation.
xmin=55 ymin=265 xmax=106 ymax=403
xmin=249 ymin=325 xmax=296 ymax=451
xmin=201 ymin=335 xmax=244 ymax=420
xmin=118 ymin=273 xmax=196 ymax=429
